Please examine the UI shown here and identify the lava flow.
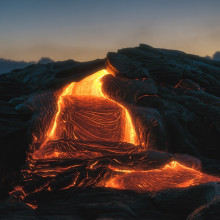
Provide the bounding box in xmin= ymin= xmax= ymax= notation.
xmin=32 ymin=69 xmax=138 ymax=159
xmin=12 ymin=69 xmax=220 ymax=207
xmin=106 ymin=161 xmax=220 ymax=192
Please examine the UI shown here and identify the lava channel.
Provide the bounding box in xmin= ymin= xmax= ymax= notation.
xmin=11 ymin=69 xmax=220 ymax=208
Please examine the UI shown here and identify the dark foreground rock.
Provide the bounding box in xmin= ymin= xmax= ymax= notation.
xmin=1 ymin=183 xmax=219 ymax=220
xmin=187 ymin=195 xmax=220 ymax=220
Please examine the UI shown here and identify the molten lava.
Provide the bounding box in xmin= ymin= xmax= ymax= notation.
xmin=33 ymin=69 xmax=137 ymax=159
xmin=12 ymin=69 xmax=220 ymax=208
xmin=106 ymin=161 xmax=220 ymax=192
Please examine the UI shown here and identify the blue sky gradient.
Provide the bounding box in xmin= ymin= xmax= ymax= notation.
xmin=0 ymin=0 xmax=219 ymax=61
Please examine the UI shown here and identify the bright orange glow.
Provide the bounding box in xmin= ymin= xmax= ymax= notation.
xmin=48 ymin=82 xmax=75 ymax=138
xmin=105 ymin=161 xmax=220 ymax=192
xmin=33 ymin=69 xmax=138 ymax=159
xmin=26 ymin=203 xmax=38 ymax=209
xmin=48 ymin=69 xmax=110 ymax=139
xmin=72 ymin=69 xmax=109 ymax=97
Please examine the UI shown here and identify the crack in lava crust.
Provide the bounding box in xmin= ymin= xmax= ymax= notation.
xmin=11 ymin=69 xmax=220 ymax=208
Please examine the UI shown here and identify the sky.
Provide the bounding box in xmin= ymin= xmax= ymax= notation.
xmin=0 ymin=0 xmax=220 ymax=61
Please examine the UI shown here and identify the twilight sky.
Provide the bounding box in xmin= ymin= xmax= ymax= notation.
xmin=0 ymin=0 xmax=220 ymax=61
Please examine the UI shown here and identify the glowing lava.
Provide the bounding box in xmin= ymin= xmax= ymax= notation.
xmin=105 ymin=161 xmax=220 ymax=192
xmin=48 ymin=69 xmax=109 ymax=139
xmin=33 ymin=69 xmax=138 ymax=159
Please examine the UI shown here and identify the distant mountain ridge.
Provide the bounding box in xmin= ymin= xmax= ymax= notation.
xmin=213 ymin=51 xmax=220 ymax=60
xmin=1 ymin=51 xmax=219 ymax=75
xmin=0 ymin=57 xmax=54 ymax=74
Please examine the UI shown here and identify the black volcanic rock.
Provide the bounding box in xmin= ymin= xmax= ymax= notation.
xmin=187 ymin=195 xmax=220 ymax=220
xmin=104 ymin=46 xmax=220 ymax=160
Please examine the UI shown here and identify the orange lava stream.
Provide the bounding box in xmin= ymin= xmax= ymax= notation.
xmin=48 ymin=82 xmax=76 ymax=138
xmin=105 ymin=161 xmax=220 ymax=192
xmin=33 ymin=69 xmax=137 ymax=159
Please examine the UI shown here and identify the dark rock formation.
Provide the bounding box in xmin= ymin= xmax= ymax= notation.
xmin=187 ymin=195 xmax=220 ymax=220
xmin=104 ymin=47 xmax=220 ymax=163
